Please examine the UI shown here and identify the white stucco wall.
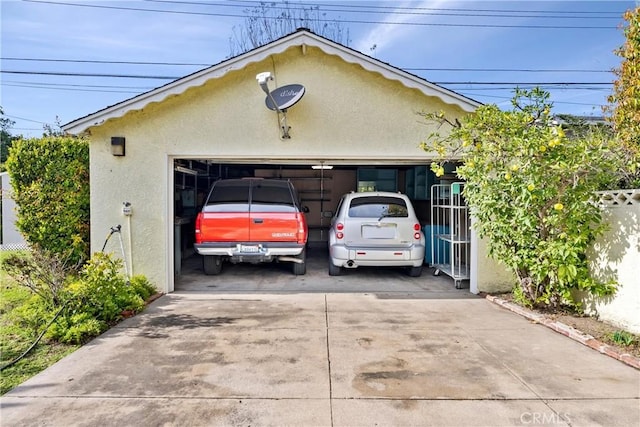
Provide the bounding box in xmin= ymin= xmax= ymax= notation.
xmin=580 ymin=195 xmax=640 ymax=334
xmin=471 ymin=228 xmax=515 ymax=294
xmin=85 ymin=46 xmax=469 ymax=292
xmin=474 ymin=190 xmax=640 ymax=334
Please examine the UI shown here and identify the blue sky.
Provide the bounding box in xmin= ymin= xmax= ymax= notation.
xmin=1 ymin=0 xmax=637 ymax=138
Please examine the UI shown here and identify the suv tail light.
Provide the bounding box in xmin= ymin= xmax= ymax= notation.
xmin=336 ymin=223 xmax=344 ymax=239
xmin=414 ymin=223 xmax=421 ymax=240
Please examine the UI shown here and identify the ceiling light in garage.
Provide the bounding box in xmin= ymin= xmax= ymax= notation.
xmin=175 ymin=165 xmax=198 ymax=175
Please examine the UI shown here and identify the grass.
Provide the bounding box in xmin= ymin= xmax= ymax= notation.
xmin=0 ymin=251 xmax=78 ymax=395
xmin=610 ymin=330 xmax=637 ymax=347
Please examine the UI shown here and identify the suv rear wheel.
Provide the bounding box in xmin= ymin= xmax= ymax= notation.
xmin=203 ymin=255 xmax=223 ymax=275
xmin=328 ymin=261 xmax=342 ymax=276
xmin=407 ymin=265 xmax=423 ymax=277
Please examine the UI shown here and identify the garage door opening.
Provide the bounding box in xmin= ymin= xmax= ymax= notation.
xmin=172 ymin=159 xmax=466 ymax=291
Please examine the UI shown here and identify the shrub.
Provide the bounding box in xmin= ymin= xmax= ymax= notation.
xmin=47 ymin=313 xmax=105 ymax=345
xmin=421 ymin=88 xmax=623 ymax=309
xmin=5 ymin=136 xmax=89 ymax=267
xmin=129 ymin=275 xmax=157 ymax=301
xmin=63 ymin=253 xmax=146 ymax=325
xmin=5 ymin=251 xmax=156 ymax=345
xmin=2 ymin=247 xmax=72 ymax=308
xmin=10 ymin=294 xmax=52 ymax=339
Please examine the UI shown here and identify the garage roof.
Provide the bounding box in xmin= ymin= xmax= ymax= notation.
xmin=62 ymin=28 xmax=482 ymax=135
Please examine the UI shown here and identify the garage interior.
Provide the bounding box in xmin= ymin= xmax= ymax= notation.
xmin=173 ymin=159 xmax=463 ymax=287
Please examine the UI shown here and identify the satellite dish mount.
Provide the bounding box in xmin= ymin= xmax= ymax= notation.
xmin=256 ymin=72 xmax=305 ymax=139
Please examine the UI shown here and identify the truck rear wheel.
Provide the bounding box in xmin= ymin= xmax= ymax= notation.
xmin=203 ymin=255 xmax=222 ymax=275
xmin=292 ymin=249 xmax=306 ymax=275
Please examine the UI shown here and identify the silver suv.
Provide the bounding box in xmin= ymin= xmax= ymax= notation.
xmin=328 ymin=191 xmax=425 ymax=276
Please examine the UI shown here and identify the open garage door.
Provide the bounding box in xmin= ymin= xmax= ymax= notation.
xmin=172 ymin=159 xmax=457 ymax=291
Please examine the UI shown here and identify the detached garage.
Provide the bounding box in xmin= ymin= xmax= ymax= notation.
xmin=63 ymin=29 xmax=488 ymax=293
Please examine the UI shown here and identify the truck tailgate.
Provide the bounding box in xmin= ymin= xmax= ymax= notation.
xmin=249 ymin=212 xmax=304 ymax=242
xmin=198 ymin=212 xmax=250 ymax=242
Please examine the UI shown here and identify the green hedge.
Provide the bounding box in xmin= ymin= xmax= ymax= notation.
xmin=6 ymin=136 xmax=89 ymax=266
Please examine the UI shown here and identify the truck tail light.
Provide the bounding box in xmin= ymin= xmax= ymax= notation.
xmin=414 ymin=223 xmax=421 ymax=240
xmin=296 ymin=213 xmax=308 ymax=244
xmin=336 ymin=223 xmax=344 ymax=240
xmin=195 ymin=213 xmax=202 ymax=244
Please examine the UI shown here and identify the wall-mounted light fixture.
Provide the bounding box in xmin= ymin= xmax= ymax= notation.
xmin=111 ymin=137 xmax=126 ymax=156
xmin=311 ymin=164 xmax=333 ymax=170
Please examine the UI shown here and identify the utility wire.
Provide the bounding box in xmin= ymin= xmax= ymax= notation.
xmin=1 ymin=57 xmax=212 ymax=67
xmin=213 ymin=0 xmax=626 ymax=16
xmin=145 ymin=0 xmax=624 ymax=20
xmin=22 ymin=1 xmax=620 ymax=29
xmin=1 ymin=70 xmax=179 ymax=79
xmin=4 ymin=114 xmax=49 ymax=124
xmin=3 ymin=83 xmax=143 ymax=94
xmin=2 ymin=79 xmax=154 ymax=90
xmin=0 ymin=57 xmax=615 ymax=73
xmin=0 ymin=69 xmax=614 ymax=86
xmin=435 ymin=82 xmax=613 ymax=86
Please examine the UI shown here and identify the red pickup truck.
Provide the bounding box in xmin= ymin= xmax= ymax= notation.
xmin=194 ymin=178 xmax=309 ymax=275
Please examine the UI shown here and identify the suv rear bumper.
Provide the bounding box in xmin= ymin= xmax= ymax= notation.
xmin=329 ymin=243 xmax=425 ymax=268
xmin=195 ymin=242 xmax=305 ymax=259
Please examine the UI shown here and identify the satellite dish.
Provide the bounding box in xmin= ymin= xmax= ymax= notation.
xmin=265 ymin=84 xmax=305 ymax=111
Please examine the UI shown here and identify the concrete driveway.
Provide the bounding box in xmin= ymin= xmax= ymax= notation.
xmin=2 ymin=250 xmax=640 ymax=426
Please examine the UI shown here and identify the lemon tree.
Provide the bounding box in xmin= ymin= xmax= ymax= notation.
xmin=422 ymin=88 xmax=623 ymax=309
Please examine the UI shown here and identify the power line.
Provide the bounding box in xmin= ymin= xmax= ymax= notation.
xmin=0 ymin=69 xmax=614 ymax=86
xmin=1 ymin=70 xmax=179 ymax=79
xmin=3 ymin=83 xmax=143 ymax=94
xmin=146 ymin=0 xmax=624 ymax=20
xmin=1 ymin=57 xmax=211 ymax=67
xmin=2 ymin=79 xmax=155 ymax=90
xmin=0 ymin=57 xmax=615 ymax=73
xmin=436 ymin=82 xmax=612 ymax=86
xmin=22 ymin=0 xmax=620 ymax=29
xmin=457 ymin=92 xmax=609 ymax=107
xmin=404 ymin=68 xmax=612 ymax=74
xmin=216 ymin=0 xmax=626 ymax=16
xmin=4 ymin=114 xmax=49 ymax=124
xmin=459 ymin=86 xmax=610 ymax=91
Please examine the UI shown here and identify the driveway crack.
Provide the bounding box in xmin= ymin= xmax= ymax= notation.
xmin=324 ymin=294 xmax=334 ymax=427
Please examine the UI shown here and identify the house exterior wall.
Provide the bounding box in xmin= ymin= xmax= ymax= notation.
xmin=472 ymin=229 xmax=515 ymax=294
xmin=581 ymin=196 xmax=640 ymax=334
xmin=87 ymin=46 xmax=469 ymax=292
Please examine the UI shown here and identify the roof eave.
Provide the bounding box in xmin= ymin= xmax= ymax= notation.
xmin=63 ymin=30 xmax=480 ymax=135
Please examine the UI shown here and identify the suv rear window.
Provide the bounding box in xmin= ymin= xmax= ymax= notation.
xmin=348 ymin=196 xmax=408 ymax=218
